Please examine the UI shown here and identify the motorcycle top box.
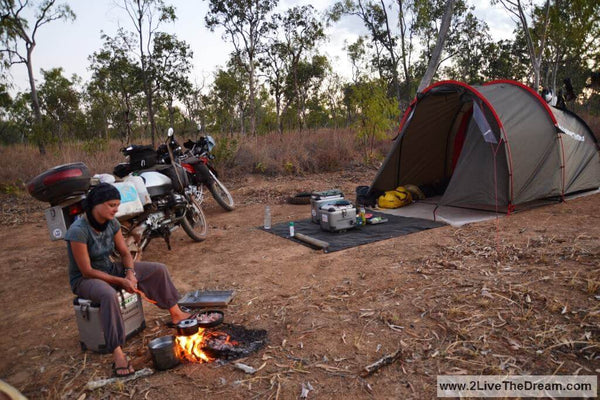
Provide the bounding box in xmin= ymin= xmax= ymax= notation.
xmin=27 ymin=162 xmax=92 ymax=205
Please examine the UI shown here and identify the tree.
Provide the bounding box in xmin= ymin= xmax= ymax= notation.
xmin=329 ymin=0 xmax=402 ymax=103
xmin=37 ymin=67 xmax=83 ymax=143
xmin=345 ymin=79 xmax=399 ymax=160
xmin=494 ymin=0 xmax=551 ymax=90
xmin=88 ymin=31 xmax=143 ymax=143
xmin=260 ymin=31 xmax=287 ymax=135
xmin=277 ymin=5 xmax=325 ymax=131
xmin=208 ymin=59 xmax=248 ymax=135
xmin=150 ymin=32 xmax=193 ymax=129
xmin=205 ymin=0 xmax=278 ymax=136
xmin=541 ymin=0 xmax=600 ymax=105
xmin=116 ymin=0 xmax=176 ymax=146
xmin=417 ymin=0 xmax=455 ymax=91
xmin=0 ymin=0 xmax=75 ymax=153
xmin=283 ymin=55 xmax=329 ymax=130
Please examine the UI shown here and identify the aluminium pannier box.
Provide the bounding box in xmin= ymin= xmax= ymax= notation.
xmin=73 ymin=291 xmax=145 ymax=353
xmin=310 ymin=189 xmax=344 ymax=223
xmin=319 ymin=201 xmax=357 ymax=232
xmin=27 ymin=162 xmax=91 ymax=205
xmin=44 ymin=195 xmax=84 ymax=241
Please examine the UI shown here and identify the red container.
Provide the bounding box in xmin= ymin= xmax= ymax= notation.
xmin=27 ymin=162 xmax=91 ymax=205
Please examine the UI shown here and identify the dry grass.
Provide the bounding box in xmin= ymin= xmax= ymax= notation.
xmin=230 ymin=129 xmax=382 ymax=177
xmin=0 ymin=128 xmax=393 ymax=191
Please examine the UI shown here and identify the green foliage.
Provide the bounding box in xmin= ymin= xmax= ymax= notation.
xmin=346 ymin=79 xmax=400 ymax=160
xmin=212 ymin=135 xmax=239 ymax=168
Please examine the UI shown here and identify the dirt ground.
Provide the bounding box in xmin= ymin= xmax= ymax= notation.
xmin=0 ymin=170 xmax=598 ymax=399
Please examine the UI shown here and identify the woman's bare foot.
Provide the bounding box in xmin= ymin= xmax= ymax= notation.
xmin=169 ymin=304 xmax=192 ymax=324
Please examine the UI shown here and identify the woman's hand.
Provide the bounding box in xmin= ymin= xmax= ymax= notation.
xmin=125 ymin=269 xmax=138 ymax=288
xmin=120 ymin=277 xmax=137 ymax=293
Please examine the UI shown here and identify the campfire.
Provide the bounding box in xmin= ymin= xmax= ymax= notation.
xmin=173 ymin=323 xmax=267 ymax=364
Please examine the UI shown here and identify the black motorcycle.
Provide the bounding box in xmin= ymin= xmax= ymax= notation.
xmin=114 ymin=128 xmax=209 ymax=255
xmin=157 ymin=128 xmax=235 ymax=212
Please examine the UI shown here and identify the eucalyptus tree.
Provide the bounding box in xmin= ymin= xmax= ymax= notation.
xmin=278 ymin=5 xmax=325 ymax=131
xmin=260 ymin=5 xmax=325 ymax=133
xmin=330 ymin=0 xmax=484 ymax=105
xmin=541 ymin=0 xmax=600 ymax=103
xmin=149 ymin=32 xmax=193 ymax=129
xmin=0 ymin=0 xmax=74 ymax=153
xmin=209 ymin=59 xmax=249 ymax=136
xmin=36 ymin=67 xmax=83 ymax=143
xmin=259 ymin=33 xmax=287 ymax=135
xmin=205 ymin=0 xmax=278 ymax=136
xmin=88 ymin=31 xmax=143 ymax=143
xmin=116 ymin=0 xmax=176 ymax=146
xmin=329 ymin=0 xmax=402 ymax=102
xmin=282 ymin=55 xmax=329 ymax=130
xmin=494 ymin=0 xmax=551 ymax=90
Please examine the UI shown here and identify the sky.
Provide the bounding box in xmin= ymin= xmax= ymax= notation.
xmin=6 ymin=0 xmax=515 ymax=95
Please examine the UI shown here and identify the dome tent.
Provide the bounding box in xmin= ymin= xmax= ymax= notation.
xmin=369 ymin=80 xmax=600 ymax=212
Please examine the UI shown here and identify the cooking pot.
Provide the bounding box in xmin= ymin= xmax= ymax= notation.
xmin=176 ymin=318 xmax=199 ymax=336
xmin=148 ymin=335 xmax=180 ymax=370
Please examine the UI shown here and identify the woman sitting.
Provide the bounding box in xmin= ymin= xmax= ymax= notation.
xmin=65 ymin=183 xmax=192 ymax=377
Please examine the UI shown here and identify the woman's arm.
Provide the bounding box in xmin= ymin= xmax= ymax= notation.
xmin=70 ymin=241 xmax=134 ymax=292
xmin=113 ymin=228 xmax=138 ymax=288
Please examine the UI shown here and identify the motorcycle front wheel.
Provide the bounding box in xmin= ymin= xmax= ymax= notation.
xmin=181 ymin=194 xmax=208 ymax=241
xmin=207 ymin=169 xmax=235 ymax=211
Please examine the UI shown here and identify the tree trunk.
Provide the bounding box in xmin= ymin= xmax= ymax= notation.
xmin=248 ymin=57 xmax=256 ymax=136
xmin=26 ymin=44 xmax=46 ymax=154
xmin=417 ymin=0 xmax=455 ymax=93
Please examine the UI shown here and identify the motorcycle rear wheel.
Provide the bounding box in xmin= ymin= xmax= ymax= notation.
xmin=207 ymin=170 xmax=235 ymax=211
xmin=181 ymin=194 xmax=208 ymax=241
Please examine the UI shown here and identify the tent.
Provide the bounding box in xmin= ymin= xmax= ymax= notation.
xmin=370 ymin=80 xmax=600 ymax=213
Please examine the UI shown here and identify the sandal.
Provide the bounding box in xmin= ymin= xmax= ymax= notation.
xmin=112 ymin=362 xmax=135 ymax=378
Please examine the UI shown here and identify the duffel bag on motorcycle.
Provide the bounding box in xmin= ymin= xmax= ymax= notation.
xmin=122 ymin=145 xmax=157 ymax=171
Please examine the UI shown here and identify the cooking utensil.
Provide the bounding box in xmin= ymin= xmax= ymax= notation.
xmin=195 ymin=310 xmax=224 ymax=328
xmin=148 ymin=335 xmax=180 ymax=370
xmin=176 ymin=318 xmax=199 ymax=336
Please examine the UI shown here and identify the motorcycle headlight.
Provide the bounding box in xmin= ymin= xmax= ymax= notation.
xmin=206 ymin=135 xmax=216 ymax=152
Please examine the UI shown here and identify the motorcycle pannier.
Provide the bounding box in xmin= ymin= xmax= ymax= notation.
xmin=123 ymin=145 xmax=157 ymax=170
xmin=26 ymin=162 xmax=91 ymax=205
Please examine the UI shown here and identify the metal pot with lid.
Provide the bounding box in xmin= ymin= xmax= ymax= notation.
xmin=176 ymin=318 xmax=199 ymax=336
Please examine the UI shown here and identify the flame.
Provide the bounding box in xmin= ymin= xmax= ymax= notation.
xmin=174 ymin=329 xmax=240 ymax=363
xmin=175 ymin=329 xmax=214 ymax=363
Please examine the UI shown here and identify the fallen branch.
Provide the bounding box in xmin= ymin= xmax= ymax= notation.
xmin=361 ymin=349 xmax=403 ymax=377
xmin=85 ymin=368 xmax=154 ymax=391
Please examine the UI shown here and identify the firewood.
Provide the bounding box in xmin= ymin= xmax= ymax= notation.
xmin=361 ymin=349 xmax=403 ymax=377
xmin=233 ymin=362 xmax=257 ymax=374
xmin=84 ymin=368 xmax=154 ymax=390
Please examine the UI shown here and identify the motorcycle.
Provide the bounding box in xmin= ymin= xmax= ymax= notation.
xmin=27 ymin=129 xmax=208 ymax=259
xmin=159 ymin=126 xmax=234 ymax=212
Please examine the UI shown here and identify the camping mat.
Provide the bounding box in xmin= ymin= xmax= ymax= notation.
xmin=263 ymin=214 xmax=446 ymax=253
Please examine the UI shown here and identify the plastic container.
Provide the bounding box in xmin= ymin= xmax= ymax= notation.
xmin=124 ymin=175 xmax=151 ymax=205
xmin=264 ymin=206 xmax=271 ymax=229
xmin=148 ymin=335 xmax=180 ymax=370
xmin=289 ymin=221 xmax=295 ymax=237
xmin=112 ymin=182 xmax=144 ymax=220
